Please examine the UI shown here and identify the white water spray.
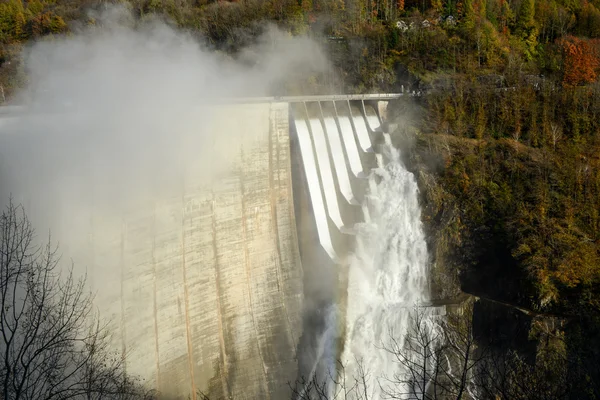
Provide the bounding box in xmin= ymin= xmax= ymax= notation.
xmin=342 ymin=139 xmax=430 ymax=399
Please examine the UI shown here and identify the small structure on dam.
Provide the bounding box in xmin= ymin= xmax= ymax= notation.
xmin=0 ymin=94 xmax=402 ymax=399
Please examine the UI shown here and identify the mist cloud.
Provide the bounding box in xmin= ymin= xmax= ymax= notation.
xmin=0 ymin=7 xmax=328 ymax=257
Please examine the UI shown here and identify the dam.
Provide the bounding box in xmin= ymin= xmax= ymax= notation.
xmin=0 ymin=94 xmax=406 ymax=399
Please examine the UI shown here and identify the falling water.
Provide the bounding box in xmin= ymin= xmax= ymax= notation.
xmin=342 ymin=139 xmax=430 ymax=399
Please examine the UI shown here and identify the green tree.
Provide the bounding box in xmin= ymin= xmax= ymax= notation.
xmin=517 ymin=0 xmax=535 ymax=32
xmin=0 ymin=0 xmax=25 ymax=42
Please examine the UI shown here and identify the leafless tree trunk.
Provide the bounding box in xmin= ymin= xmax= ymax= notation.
xmin=438 ymin=302 xmax=487 ymax=400
xmin=475 ymin=340 xmax=569 ymax=400
xmin=288 ymin=304 xmax=480 ymax=400
xmin=288 ymin=300 xmax=572 ymax=400
xmin=550 ymin=123 xmax=562 ymax=150
xmin=289 ymin=359 xmax=372 ymax=400
xmin=0 ymin=199 xmax=153 ymax=400
xmin=381 ymin=302 xmax=489 ymax=400
xmin=381 ymin=305 xmax=445 ymax=400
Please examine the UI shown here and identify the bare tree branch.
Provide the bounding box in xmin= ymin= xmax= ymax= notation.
xmin=0 ymin=199 xmax=153 ymax=400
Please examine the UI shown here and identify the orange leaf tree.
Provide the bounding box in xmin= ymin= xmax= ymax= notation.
xmin=560 ymin=35 xmax=600 ymax=86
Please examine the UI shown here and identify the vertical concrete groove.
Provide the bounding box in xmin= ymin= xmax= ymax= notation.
xmin=89 ymin=211 xmax=94 ymax=292
xmin=239 ymin=147 xmax=270 ymax=399
xmin=317 ymin=102 xmax=346 ymax=204
xmin=120 ymin=219 xmax=127 ymax=375
xmin=345 ymin=100 xmax=362 ymax=153
xmin=275 ymin=108 xmax=283 ymax=197
xmin=268 ymin=105 xmax=297 ymax=349
xmin=303 ymin=101 xmax=336 ymax=231
xmin=333 ymin=100 xmax=364 ymax=178
xmin=181 ymin=194 xmax=197 ymax=400
xmin=151 ymin=204 xmax=161 ymax=393
xmin=89 ymin=155 xmax=95 ymax=292
xmin=268 ymin=107 xmax=283 ymax=291
xmin=211 ymin=195 xmax=230 ymax=399
xmin=288 ymin=112 xmax=303 ymax=277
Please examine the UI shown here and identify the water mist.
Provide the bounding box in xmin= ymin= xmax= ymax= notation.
xmin=342 ymin=136 xmax=430 ymax=399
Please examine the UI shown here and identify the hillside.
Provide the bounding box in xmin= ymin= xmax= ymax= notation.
xmin=2 ymin=0 xmax=600 ymax=397
xmin=2 ymin=0 xmax=600 ymax=96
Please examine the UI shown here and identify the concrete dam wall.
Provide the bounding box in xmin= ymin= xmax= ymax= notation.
xmin=86 ymin=102 xmax=304 ymax=399
xmin=0 ymin=96 xmax=394 ymax=399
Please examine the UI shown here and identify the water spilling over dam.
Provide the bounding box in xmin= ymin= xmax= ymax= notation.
xmin=0 ymin=94 xmax=435 ymax=399
xmin=342 ymin=140 xmax=431 ymax=399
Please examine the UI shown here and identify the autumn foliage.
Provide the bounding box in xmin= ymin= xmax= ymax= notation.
xmin=560 ymin=35 xmax=600 ymax=86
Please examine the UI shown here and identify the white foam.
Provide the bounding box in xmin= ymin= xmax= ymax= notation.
xmin=342 ymin=143 xmax=430 ymax=399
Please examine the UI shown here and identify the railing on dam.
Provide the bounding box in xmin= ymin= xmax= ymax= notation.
xmin=227 ymin=93 xmax=409 ymax=103
xmin=0 ymin=93 xmax=412 ymax=115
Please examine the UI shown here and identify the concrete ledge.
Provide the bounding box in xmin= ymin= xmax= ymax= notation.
xmin=0 ymin=94 xmax=408 ymax=116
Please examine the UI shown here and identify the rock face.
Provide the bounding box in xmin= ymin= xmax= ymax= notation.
xmin=86 ymin=103 xmax=303 ymax=399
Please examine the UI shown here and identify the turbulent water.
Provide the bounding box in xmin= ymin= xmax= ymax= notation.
xmin=341 ymin=139 xmax=430 ymax=399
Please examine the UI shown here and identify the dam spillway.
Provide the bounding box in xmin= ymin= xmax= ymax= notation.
xmin=0 ymin=95 xmax=398 ymax=399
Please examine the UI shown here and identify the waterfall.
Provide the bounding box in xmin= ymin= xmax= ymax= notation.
xmin=341 ymin=140 xmax=430 ymax=399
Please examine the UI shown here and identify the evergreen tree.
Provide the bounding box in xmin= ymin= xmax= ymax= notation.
xmin=517 ymin=0 xmax=535 ymax=32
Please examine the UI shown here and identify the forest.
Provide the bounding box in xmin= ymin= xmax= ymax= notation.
xmin=1 ymin=0 xmax=600 ymax=398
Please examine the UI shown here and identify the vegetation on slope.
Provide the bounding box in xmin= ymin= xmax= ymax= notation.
xmin=2 ymin=0 xmax=600 ymax=396
xmin=411 ymin=80 xmax=600 ymax=314
xmin=4 ymin=0 xmax=600 ymax=97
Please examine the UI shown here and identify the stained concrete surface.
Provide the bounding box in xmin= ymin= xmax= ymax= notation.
xmin=79 ymin=103 xmax=303 ymax=399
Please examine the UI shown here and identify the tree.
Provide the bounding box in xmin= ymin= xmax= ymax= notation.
xmin=289 ymin=359 xmax=371 ymax=400
xmin=288 ymin=303 xmax=485 ymax=400
xmin=0 ymin=0 xmax=26 ymax=42
xmin=286 ymin=299 xmax=576 ymax=400
xmin=0 ymin=200 xmax=154 ymax=400
xmin=560 ymin=35 xmax=600 ymax=87
xmin=550 ymin=123 xmax=562 ymax=150
xmin=381 ymin=306 xmax=445 ymax=400
xmin=517 ymin=0 xmax=535 ymax=33
xmin=498 ymin=0 xmax=515 ymax=35
xmin=578 ymin=2 xmax=600 ymax=38
xmin=475 ymin=322 xmax=570 ymax=400
xmin=379 ymin=302 xmax=487 ymax=400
